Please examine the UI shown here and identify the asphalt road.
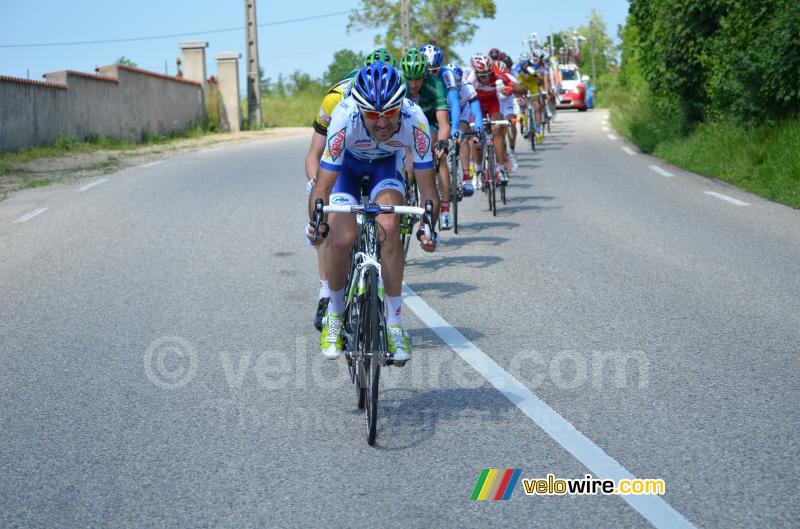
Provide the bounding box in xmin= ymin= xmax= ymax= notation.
xmin=1 ymin=110 xmax=798 ymax=528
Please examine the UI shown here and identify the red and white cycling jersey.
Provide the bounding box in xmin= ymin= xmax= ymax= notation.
xmin=464 ymin=66 xmax=518 ymax=115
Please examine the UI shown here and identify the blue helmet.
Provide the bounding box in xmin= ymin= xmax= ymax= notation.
xmin=420 ymin=44 xmax=444 ymax=69
xmin=445 ymin=63 xmax=463 ymax=82
xmin=351 ymin=61 xmax=406 ymax=111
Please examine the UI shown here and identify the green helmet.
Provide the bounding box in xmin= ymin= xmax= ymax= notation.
xmin=400 ymin=48 xmax=427 ymax=79
xmin=364 ymin=48 xmax=396 ymax=67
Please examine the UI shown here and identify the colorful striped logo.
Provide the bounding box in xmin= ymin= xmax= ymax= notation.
xmin=470 ymin=469 xmax=522 ymax=500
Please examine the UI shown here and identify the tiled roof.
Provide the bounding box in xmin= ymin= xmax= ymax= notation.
xmin=116 ymin=64 xmax=202 ymax=87
xmin=64 ymin=70 xmax=119 ymax=83
xmin=0 ymin=75 xmax=68 ymax=90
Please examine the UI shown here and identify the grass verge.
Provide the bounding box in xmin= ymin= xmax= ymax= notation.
xmin=261 ymin=92 xmax=320 ymax=128
xmin=602 ymin=82 xmax=800 ymax=208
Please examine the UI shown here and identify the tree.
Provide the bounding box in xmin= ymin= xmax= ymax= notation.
xmin=347 ymin=0 xmax=496 ymax=61
xmin=323 ymin=49 xmax=363 ymax=87
xmin=115 ymin=56 xmax=137 ymax=67
xmin=576 ymin=10 xmax=617 ymax=80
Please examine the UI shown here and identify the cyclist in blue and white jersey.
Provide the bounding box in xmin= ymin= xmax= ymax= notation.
xmin=307 ymin=61 xmax=439 ymax=363
xmin=445 ymin=63 xmax=483 ymax=196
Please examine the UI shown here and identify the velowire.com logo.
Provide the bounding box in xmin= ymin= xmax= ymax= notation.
xmin=470 ymin=469 xmax=522 ymax=501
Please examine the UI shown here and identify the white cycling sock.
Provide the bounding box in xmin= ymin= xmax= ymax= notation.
xmin=319 ymin=279 xmax=330 ymax=300
xmin=386 ymin=295 xmax=403 ymax=326
xmin=327 ymin=288 xmax=345 ymax=315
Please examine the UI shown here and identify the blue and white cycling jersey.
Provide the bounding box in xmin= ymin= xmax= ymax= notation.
xmin=321 ymin=96 xmax=434 ymax=171
xmin=320 ymin=96 xmax=435 ymax=204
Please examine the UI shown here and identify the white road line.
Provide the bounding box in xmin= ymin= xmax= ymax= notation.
xmin=703 ymin=191 xmax=750 ymax=206
xmin=649 ymin=165 xmax=674 ymax=178
xmin=602 ymin=126 xmax=610 ymax=132
xmin=138 ymin=160 xmax=164 ymax=168
xmin=403 ymin=284 xmax=697 ymax=529
xmin=607 ymin=134 xmax=618 ymax=140
xmin=13 ymin=207 xmax=49 ymax=224
xmin=77 ymin=178 xmax=109 ymax=192
xmin=622 ymin=146 xmax=637 ymax=156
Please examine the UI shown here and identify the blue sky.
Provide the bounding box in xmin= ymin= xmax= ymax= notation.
xmin=1 ymin=0 xmax=629 ymax=90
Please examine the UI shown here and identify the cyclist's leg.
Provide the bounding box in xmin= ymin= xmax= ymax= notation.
xmin=458 ymin=119 xmax=474 ymax=196
xmin=533 ymin=96 xmax=543 ymax=142
xmin=369 ymin=155 xmax=411 ymax=357
xmin=320 ymin=154 xmax=360 ymax=358
xmin=503 ymin=96 xmax=518 ymax=171
xmin=491 ymin=111 xmax=508 ymax=167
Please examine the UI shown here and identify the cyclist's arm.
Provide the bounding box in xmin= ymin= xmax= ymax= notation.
xmin=305 ymin=131 xmax=326 ymax=181
xmin=414 ymin=166 xmax=440 ymax=248
xmin=469 ymin=98 xmax=483 ymax=133
xmin=436 ymin=109 xmax=450 ymax=139
xmin=308 ymin=167 xmax=338 ymax=220
xmin=446 ymin=88 xmax=460 ymax=134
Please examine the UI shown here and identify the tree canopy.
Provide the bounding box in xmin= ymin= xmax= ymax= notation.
xmin=347 ymin=0 xmax=496 ymax=61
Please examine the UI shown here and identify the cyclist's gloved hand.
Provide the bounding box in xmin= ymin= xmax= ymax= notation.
xmin=418 ymin=230 xmax=438 ymax=253
xmin=452 ymin=130 xmax=464 ymax=140
xmin=502 ymin=84 xmax=514 ymax=96
xmin=435 ymin=139 xmax=448 ymax=156
xmin=304 ymin=222 xmax=327 ymax=247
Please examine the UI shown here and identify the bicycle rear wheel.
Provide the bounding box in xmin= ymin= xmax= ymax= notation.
xmin=528 ymin=107 xmax=536 ymax=151
xmin=449 ymin=153 xmax=460 ymax=234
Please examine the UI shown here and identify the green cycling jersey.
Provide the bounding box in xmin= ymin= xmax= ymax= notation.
xmin=407 ymin=75 xmax=448 ymax=130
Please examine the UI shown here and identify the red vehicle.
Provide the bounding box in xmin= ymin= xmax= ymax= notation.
xmin=556 ymin=65 xmax=587 ymax=111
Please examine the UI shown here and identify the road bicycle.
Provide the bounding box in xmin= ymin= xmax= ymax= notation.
xmin=446 ymin=135 xmax=463 ymax=234
xmin=471 ymin=118 xmax=509 ymax=216
xmin=310 ymin=186 xmax=435 ymax=446
xmin=520 ymin=93 xmax=536 ymax=152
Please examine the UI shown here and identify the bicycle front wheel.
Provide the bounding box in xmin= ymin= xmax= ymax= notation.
xmin=487 ymin=149 xmax=497 ymax=217
xmin=401 ymin=181 xmax=419 ymax=256
xmin=363 ymin=268 xmax=384 ymax=445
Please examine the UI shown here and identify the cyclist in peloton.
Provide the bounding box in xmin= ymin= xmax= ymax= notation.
xmin=445 ymin=63 xmax=483 ymax=197
xmin=465 ymin=53 xmax=523 ymax=186
xmin=492 ymin=50 xmax=520 ymax=172
xmin=514 ymin=50 xmax=547 ymax=144
xmin=304 ymin=49 xmax=395 ymax=331
xmin=307 ymin=61 xmax=439 ymax=362
xmin=400 ymin=48 xmax=457 ymax=230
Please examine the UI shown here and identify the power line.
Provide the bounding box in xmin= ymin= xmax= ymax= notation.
xmin=0 ymin=10 xmax=351 ymax=48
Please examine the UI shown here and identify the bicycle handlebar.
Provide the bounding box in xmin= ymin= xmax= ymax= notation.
xmin=322 ymin=204 xmax=426 ymax=216
xmin=311 ymin=199 xmax=438 ymax=245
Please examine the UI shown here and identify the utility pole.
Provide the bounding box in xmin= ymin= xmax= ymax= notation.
xmin=245 ymin=0 xmax=262 ymax=127
xmin=400 ymin=0 xmax=410 ymax=54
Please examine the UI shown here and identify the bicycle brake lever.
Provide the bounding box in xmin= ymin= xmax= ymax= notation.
xmin=311 ymin=198 xmax=328 ymax=243
xmin=416 ymin=200 xmax=437 ymax=243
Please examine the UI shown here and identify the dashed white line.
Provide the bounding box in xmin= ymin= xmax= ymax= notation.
xmin=77 ymin=178 xmax=109 ymax=192
xmin=602 ymin=126 xmax=610 ymax=132
xmin=138 ymin=160 xmax=164 ymax=168
xmin=13 ymin=207 xmax=49 ymax=224
xmin=703 ymin=191 xmax=750 ymax=206
xmin=622 ymin=146 xmax=637 ymax=156
xmin=649 ymin=165 xmax=674 ymax=178
xmin=402 ymin=284 xmax=697 ymax=529
xmin=607 ymin=134 xmax=618 ymax=140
